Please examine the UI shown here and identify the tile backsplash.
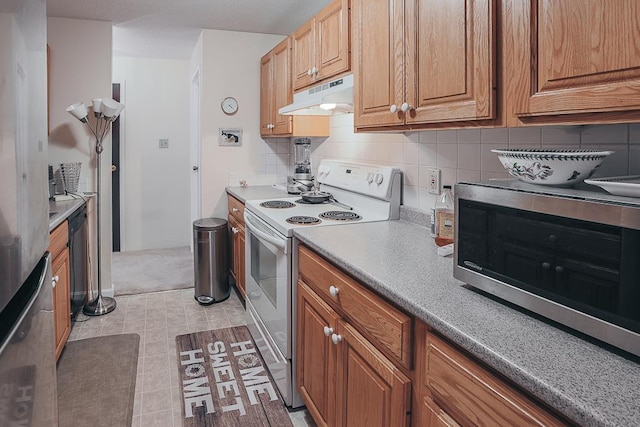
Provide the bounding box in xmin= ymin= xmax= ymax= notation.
xmin=261 ymin=115 xmax=640 ymax=212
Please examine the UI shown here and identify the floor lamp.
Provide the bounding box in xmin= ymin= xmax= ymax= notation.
xmin=66 ymin=98 xmax=124 ymax=316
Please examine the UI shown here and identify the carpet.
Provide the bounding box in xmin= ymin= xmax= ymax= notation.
xmin=57 ymin=334 xmax=140 ymax=427
xmin=113 ymin=246 xmax=193 ymax=295
xmin=175 ymin=326 xmax=293 ymax=426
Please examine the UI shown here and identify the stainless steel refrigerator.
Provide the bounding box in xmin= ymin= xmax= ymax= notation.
xmin=0 ymin=0 xmax=58 ymax=425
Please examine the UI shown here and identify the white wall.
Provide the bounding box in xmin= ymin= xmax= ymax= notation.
xmin=193 ymin=29 xmax=285 ymax=219
xmin=113 ymin=57 xmax=191 ymax=251
xmin=47 ymin=17 xmax=113 ymax=294
xmin=266 ymin=114 xmax=640 ymax=212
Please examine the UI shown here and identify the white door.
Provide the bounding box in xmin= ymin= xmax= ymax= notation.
xmin=190 ymin=68 xmax=202 ymax=252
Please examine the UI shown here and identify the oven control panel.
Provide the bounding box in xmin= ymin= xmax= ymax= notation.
xmin=316 ymin=160 xmax=402 ymax=200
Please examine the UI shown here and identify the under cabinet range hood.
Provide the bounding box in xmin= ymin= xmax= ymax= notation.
xmin=279 ymin=74 xmax=354 ymax=116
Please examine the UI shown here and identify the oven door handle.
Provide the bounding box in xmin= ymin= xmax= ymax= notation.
xmin=244 ymin=213 xmax=288 ymax=254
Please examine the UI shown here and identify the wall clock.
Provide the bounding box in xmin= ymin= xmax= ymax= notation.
xmin=221 ymin=97 xmax=238 ymax=115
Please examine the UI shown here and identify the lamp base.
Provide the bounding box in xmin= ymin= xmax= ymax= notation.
xmin=83 ymin=294 xmax=117 ymax=316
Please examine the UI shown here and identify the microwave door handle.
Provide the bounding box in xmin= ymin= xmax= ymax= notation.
xmin=244 ymin=214 xmax=288 ymax=254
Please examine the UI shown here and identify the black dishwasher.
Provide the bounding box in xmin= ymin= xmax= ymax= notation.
xmin=68 ymin=205 xmax=88 ymax=319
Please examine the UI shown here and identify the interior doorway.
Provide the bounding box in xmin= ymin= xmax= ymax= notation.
xmin=190 ymin=68 xmax=201 ymax=252
xmin=112 ymin=83 xmax=121 ymax=252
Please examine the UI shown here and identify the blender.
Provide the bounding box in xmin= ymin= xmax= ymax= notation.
xmin=287 ymin=138 xmax=314 ymax=194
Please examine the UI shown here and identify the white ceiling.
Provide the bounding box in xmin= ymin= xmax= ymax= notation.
xmin=46 ymin=0 xmax=333 ymax=59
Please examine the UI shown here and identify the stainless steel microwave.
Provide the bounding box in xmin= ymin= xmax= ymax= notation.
xmin=454 ymin=180 xmax=640 ymax=358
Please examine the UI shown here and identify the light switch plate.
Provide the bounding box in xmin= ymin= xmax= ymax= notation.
xmin=159 ymin=138 xmax=169 ymax=148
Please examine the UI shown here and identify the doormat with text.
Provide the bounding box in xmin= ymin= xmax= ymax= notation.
xmin=175 ymin=326 xmax=293 ymax=426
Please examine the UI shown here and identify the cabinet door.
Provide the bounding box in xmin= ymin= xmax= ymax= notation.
xmin=426 ymin=333 xmax=566 ymax=426
xmin=334 ymin=320 xmax=411 ymax=427
xmin=52 ymin=248 xmax=71 ymax=360
xmin=292 ymin=20 xmax=316 ymax=90
xmin=315 ymin=0 xmax=350 ymax=82
xmin=352 ymin=0 xmax=405 ymax=128
xmin=509 ymin=0 xmax=640 ymax=121
xmin=260 ymin=52 xmax=274 ymax=136
xmin=406 ymin=0 xmax=495 ymax=123
xmin=297 ymin=282 xmax=339 ymax=427
xmin=271 ymin=37 xmax=294 ymax=136
xmin=423 ymin=396 xmax=461 ymax=427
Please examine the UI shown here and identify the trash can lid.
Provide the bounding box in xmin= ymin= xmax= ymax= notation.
xmin=193 ymin=217 xmax=227 ymax=230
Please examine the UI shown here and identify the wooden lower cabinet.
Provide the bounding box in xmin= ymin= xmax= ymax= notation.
xmin=228 ymin=215 xmax=245 ymax=299
xmin=50 ymin=222 xmax=71 ymax=361
xmin=419 ymin=325 xmax=567 ymax=427
xmin=297 ymin=272 xmax=412 ymax=427
xmin=334 ymin=320 xmax=412 ymax=427
xmin=297 ymin=282 xmax=339 ymax=427
xmin=297 ymin=244 xmax=569 ymax=427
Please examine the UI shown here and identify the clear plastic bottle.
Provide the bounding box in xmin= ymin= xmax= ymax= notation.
xmin=434 ymin=185 xmax=454 ymax=247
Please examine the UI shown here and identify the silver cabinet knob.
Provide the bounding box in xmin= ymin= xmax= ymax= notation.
xmin=390 ymin=104 xmax=398 ymax=113
xmin=232 ymin=207 xmax=239 ymax=213
xmin=329 ymin=285 xmax=339 ymax=297
xmin=331 ymin=333 xmax=342 ymax=345
xmin=401 ymin=102 xmax=412 ymax=112
xmin=323 ymin=326 xmax=334 ymax=337
xmin=52 ymin=275 xmax=59 ymax=288
xmin=231 ymin=227 xmax=239 ymax=234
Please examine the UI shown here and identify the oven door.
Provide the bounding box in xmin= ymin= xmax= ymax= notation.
xmin=244 ymin=210 xmax=291 ymax=358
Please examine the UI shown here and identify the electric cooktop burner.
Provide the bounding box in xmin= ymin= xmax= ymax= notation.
xmin=295 ymin=199 xmax=328 ymax=205
xmin=319 ymin=211 xmax=362 ymax=221
xmin=286 ymin=216 xmax=322 ymax=225
xmin=260 ymin=200 xmax=296 ymax=209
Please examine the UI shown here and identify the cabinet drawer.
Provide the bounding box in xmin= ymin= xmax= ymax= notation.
xmin=425 ymin=333 xmax=566 ymax=426
xmin=298 ymin=245 xmax=412 ymax=369
xmin=49 ymin=220 xmax=68 ymax=259
xmin=227 ymin=195 xmax=245 ymax=224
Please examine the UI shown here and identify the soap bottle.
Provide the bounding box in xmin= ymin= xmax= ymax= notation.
xmin=435 ymin=185 xmax=454 ymax=247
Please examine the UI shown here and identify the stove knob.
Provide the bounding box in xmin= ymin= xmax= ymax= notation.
xmin=375 ymin=173 xmax=384 ymax=185
xmin=366 ymin=172 xmax=374 ymax=183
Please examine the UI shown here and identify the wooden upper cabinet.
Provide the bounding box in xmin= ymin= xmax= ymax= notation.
xmin=353 ymin=0 xmax=496 ymax=130
xmin=260 ymin=37 xmax=293 ymax=137
xmin=508 ymin=0 xmax=640 ymax=124
xmin=292 ymin=0 xmax=350 ymax=91
xmin=352 ymin=0 xmax=405 ymax=128
xmin=406 ymin=0 xmax=495 ymax=124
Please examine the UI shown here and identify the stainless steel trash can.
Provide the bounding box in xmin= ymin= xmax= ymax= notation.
xmin=193 ymin=218 xmax=230 ymax=305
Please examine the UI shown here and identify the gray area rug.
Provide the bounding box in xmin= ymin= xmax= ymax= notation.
xmin=57 ymin=334 xmax=140 ymax=427
xmin=113 ymin=246 xmax=193 ymax=295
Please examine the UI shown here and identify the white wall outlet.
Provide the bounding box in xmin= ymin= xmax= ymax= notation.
xmin=159 ymin=138 xmax=169 ymax=148
xmin=427 ymin=168 xmax=441 ymax=194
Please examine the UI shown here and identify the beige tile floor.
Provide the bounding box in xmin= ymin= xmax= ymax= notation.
xmin=68 ymin=288 xmax=315 ymax=427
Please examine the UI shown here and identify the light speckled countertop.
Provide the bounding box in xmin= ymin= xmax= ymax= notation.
xmin=226 ymin=185 xmax=290 ymax=203
xmin=49 ymin=193 xmax=93 ymax=231
xmin=293 ymin=221 xmax=640 ymax=427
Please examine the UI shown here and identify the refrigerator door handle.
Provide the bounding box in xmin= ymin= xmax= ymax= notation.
xmin=0 ymin=253 xmax=51 ymax=353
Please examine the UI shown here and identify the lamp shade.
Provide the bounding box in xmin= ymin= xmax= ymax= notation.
xmin=91 ymin=98 xmax=103 ymax=114
xmin=101 ymin=98 xmax=124 ymax=119
xmin=66 ymin=102 xmax=89 ymax=122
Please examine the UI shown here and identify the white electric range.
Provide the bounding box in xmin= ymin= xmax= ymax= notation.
xmin=243 ymin=159 xmax=402 ymax=408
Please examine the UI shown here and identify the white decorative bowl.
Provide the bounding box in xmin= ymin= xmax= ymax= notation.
xmin=491 ymin=149 xmax=613 ymax=186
